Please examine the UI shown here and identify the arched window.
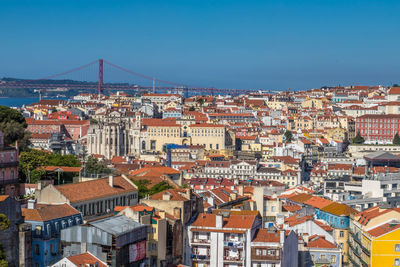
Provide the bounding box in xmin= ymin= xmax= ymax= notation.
xmin=142 ymin=141 xmax=146 ymax=150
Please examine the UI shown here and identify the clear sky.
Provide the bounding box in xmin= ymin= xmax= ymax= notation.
xmin=1 ymin=0 xmax=400 ymax=90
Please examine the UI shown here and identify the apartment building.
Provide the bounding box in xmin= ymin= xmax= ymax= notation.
xmin=348 ymin=207 xmax=400 ymax=266
xmin=35 ymin=175 xmax=138 ymax=219
xmin=0 ymin=131 xmax=19 ymax=195
xmin=188 ymin=213 xmax=261 ymax=267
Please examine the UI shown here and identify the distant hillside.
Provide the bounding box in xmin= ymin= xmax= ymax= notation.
xmin=0 ymin=77 xmax=131 ymax=97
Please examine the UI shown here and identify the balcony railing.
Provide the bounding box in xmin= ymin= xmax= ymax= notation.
xmin=192 ymin=239 xmax=210 ymax=244
xmin=0 ymin=178 xmax=19 ymax=186
xmin=350 ymin=231 xmax=362 ymax=246
xmin=223 ymin=256 xmax=243 ymax=262
xmin=224 ymin=241 xmax=244 ymax=248
xmin=192 ymin=254 xmax=210 ymax=261
xmin=362 ymin=245 xmax=371 ymax=256
xmin=0 ymin=161 xmax=18 ymax=168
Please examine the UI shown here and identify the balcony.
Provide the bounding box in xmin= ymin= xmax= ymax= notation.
xmin=224 ymin=241 xmax=243 ymax=248
xmin=362 ymin=245 xmax=371 ymax=256
xmin=350 ymin=232 xmax=362 ymax=246
xmin=223 ymin=256 xmax=243 ymax=262
xmin=0 ymin=178 xmax=19 ymax=186
xmin=348 ymin=256 xmax=361 ymax=267
xmin=192 ymin=254 xmax=210 ymax=261
xmin=251 ymin=248 xmax=280 ymax=262
xmin=348 ymin=241 xmax=362 ymax=258
xmin=0 ymin=161 xmax=18 ymax=168
xmin=192 ymin=239 xmax=210 ymax=245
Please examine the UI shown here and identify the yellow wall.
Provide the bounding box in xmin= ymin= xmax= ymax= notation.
xmin=371 ymin=227 xmax=400 ymax=267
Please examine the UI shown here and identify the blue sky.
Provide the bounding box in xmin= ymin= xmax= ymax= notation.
xmin=1 ymin=0 xmax=399 ymax=90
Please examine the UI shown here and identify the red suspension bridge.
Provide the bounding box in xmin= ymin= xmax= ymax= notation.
xmin=0 ymin=59 xmax=259 ymax=96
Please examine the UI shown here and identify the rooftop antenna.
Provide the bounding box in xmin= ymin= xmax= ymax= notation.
xmin=153 ymin=78 xmax=156 ymax=93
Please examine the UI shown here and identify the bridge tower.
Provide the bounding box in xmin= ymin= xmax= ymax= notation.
xmin=98 ymin=59 xmax=103 ymax=95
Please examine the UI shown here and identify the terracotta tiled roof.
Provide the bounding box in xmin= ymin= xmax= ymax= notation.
xmin=388 ymin=87 xmax=400 ymax=95
xmin=282 ymin=204 xmax=302 ymax=212
xmin=306 ymin=236 xmax=337 ymax=249
xmin=284 ymin=214 xmax=313 ymax=227
xmin=189 ymin=123 xmax=224 ymax=128
xmin=191 ymin=213 xmax=256 ymax=229
xmin=356 ymin=207 xmax=400 ymax=226
xmin=55 ymin=176 xmax=136 ymax=203
xmin=22 ymin=203 xmax=80 ymax=221
xmin=41 ymin=166 xmax=82 ymax=173
xmin=367 ymin=221 xmax=400 ymax=237
xmin=130 ymin=166 xmax=179 ymax=176
xmin=252 ymin=229 xmax=280 ymax=243
xmin=142 ymin=118 xmax=180 ymax=127
xmin=304 ymin=196 xmax=333 ymax=209
xmin=287 ymin=193 xmax=313 ymax=204
xmin=115 ymin=203 xmax=154 ymax=213
xmin=150 ymin=189 xmax=189 ymax=202
xmin=321 ymin=202 xmax=357 ymax=217
xmin=67 ymin=252 xmax=107 ymax=267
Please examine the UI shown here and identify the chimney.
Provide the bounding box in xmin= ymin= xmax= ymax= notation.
xmin=238 ymin=185 xmax=244 ymax=196
xmin=216 ymin=215 xmax=223 ymax=228
xmin=162 ymin=192 xmax=171 ymax=201
xmin=173 ymin=207 xmax=181 ymax=219
xmin=27 ymin=199 xmax=36 ymax=210
xmin=185 ymin=188 xmax=191 ymax=200
xmin=159 ymin=210 xmax=166 ymax=219
xmin=109 ymin=175 xmax=114 ymax=187
xmin=207 ymin=197 xmax=214 ymax=207
xmin=280 ymin=230 xmax=285 ymax=244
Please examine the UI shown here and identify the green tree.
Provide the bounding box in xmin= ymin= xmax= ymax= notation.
xmin=48 ymin=154 xmax=81 ymax=167
xmin=393 ymin=133 xmax=400 ymax=145
xmin=352 ymin=132 xmax=365 ymax=144
xmin=132 ymin=180 xmax=173 ymax=199
xmin=0 ymin=106 xmax=26 ymax=125
xmin=197 ymin=98 xmax=205 ymax=107
xmin=84 ymin=156 xmax=111 ymax=174
xmin=0 ymin=214 xmax=10 ymax=267
xmin=393 ymin=84 xmax=400 ymax=87
xmin=0 ymin=106 xmax=30 ymax=150
xmin=19 ymin=150 xmax=49 ymax=183
xmin=284 ymin=130 xmax=293 ymax=143
xmin=189 ymin=106 xmax=195 ymax=111
xmin=19 ymin=150 xmax=82 ymax=183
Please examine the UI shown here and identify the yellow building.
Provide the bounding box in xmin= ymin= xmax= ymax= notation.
xmin=143 ymin=119 xmax=228 ymax=152
xmin=265 ymin=100 xmax=287 ymax=110
xmin=301 ymin=98 xmax=324 ymax=109
xmin=349 ymin=207 xmax=400 ymax=266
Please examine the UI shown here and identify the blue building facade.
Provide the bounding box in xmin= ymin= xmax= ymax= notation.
xmin=23 ymin=203 xmax=83 ymax=267
xmin=315 ymin=208 xmax=350 ymax=229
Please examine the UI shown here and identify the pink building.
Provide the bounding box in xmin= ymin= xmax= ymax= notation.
xmin=0 ymin=132 xmax=19 ymax=195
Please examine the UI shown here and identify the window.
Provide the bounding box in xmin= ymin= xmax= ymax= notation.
xmin=47 ymin=224 xmax=51 ymax=236
xmin=395 ymin=259 xmax=400 ymax=266
xmin=262 ymin=249 xmax=267 ymax=255
xmin=396 ymin=244 xmax=400 ymax=252
xmin=320 ymin=254 xmax=326 ymax=260
xmin=35 ymin=226 xmax=41 ymax=236
xmin=331 ymin=255 xmax=337 ymax=263
xmin=35 ymin=244 xmax=40 ymax=255
xmin=340 ymin=231 xmax=344 ymax=238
